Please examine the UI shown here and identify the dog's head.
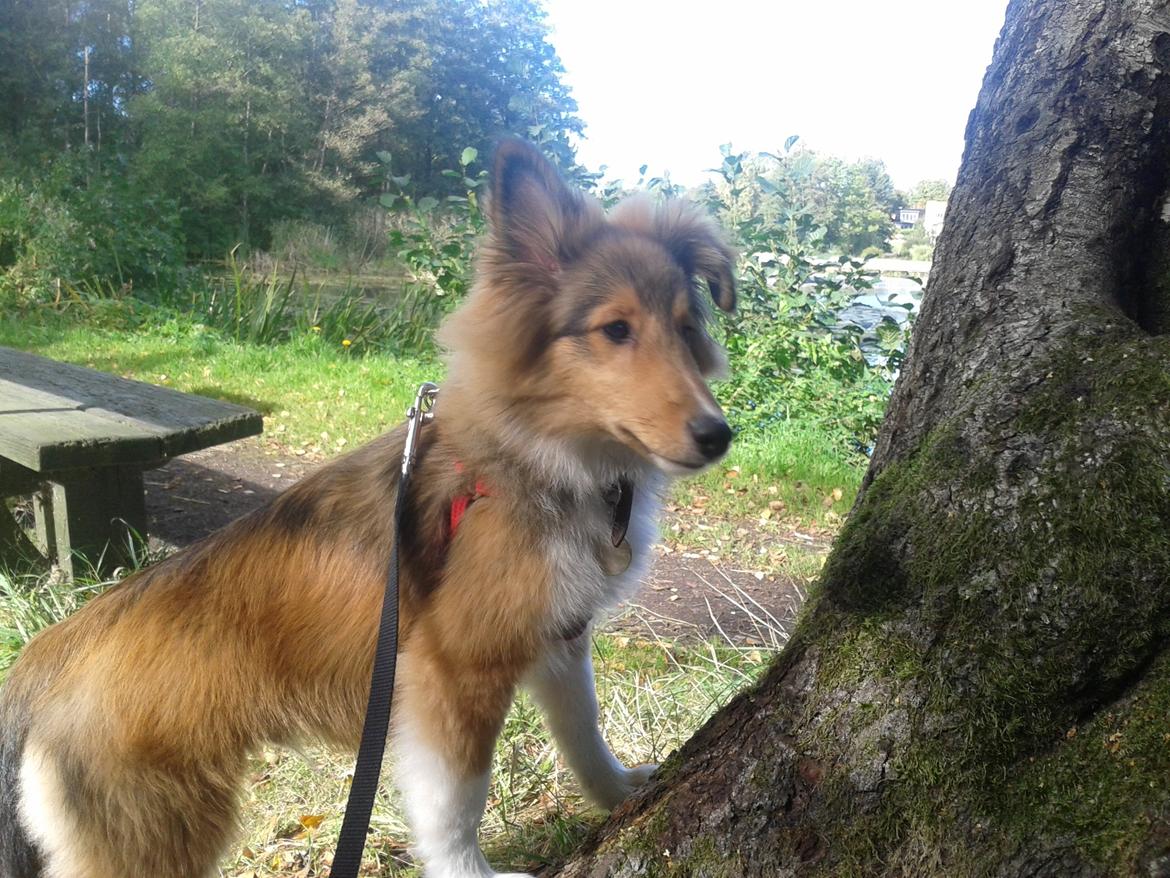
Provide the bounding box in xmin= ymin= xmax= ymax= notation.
xmin=440 ymin=139 xmax=736 ymax=477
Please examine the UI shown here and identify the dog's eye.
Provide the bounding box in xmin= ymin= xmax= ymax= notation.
xmin=602 ymin=320 xmax=631 ymax=343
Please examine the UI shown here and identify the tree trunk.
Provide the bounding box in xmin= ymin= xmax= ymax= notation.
xmin=552 ymin=1 xmax=1170 ymax=875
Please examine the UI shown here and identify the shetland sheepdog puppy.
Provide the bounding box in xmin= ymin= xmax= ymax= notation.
xmin=0 ymin=139 xmax=735 ymax=878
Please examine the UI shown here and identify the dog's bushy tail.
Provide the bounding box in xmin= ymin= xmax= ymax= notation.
xmin=0 ymin=676 xmax=42 ymax=878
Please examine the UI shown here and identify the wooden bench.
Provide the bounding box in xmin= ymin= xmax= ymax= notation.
xmin=0 ymin=346 xmax=262 ymax=577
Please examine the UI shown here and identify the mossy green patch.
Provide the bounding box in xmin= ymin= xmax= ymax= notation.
xmin=791 ymin=332 xmax=1170 ymax=873
xmin=662 ymin=835 xmax=745 ymax=878
xmin=602 ymin=818 xmax=745 ymax=878
xmin=1001 ymin=648 xmax=1170 ymax=868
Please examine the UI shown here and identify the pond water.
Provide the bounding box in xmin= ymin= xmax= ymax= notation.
xmin=837 ymin=275 xmax=924 ymax=367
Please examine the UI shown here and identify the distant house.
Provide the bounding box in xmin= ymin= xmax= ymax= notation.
xmin=924 ymin=199 xmax=947 ymax=241
xmin=895 ymin=206 xmax=924 ymax=228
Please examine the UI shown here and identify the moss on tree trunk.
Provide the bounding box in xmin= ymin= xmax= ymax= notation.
xmin=551 ymin=0 xmax=1170 ymax=875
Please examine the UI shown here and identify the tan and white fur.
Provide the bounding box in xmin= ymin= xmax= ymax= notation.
xmin=0 ymin=139 xmax=736 ymax=878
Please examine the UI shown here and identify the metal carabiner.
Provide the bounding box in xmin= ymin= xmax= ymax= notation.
xmin=401 ymin=381 xmax=439 ymax=477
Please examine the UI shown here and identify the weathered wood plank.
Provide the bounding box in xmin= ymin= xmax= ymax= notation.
xmin=0 ymin=405 xmax=166 ymax=471
xmin=0 ymin=346 xmax=262 ymax=472
xmin=0 ymin=380 xmax=82 ymax=414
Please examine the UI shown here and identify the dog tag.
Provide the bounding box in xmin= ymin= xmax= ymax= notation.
xmin=597 ymin=537 xmax=633 ymax=576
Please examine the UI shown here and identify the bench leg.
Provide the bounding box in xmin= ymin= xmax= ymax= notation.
xmin=37 ymin=467 xmax=147 ymax=579
xmin=33 ymin=490 xmax=55 ymax=557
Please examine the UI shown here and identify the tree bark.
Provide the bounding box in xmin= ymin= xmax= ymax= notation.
xmin=552 ymin=1 xmax=1170 ymax=875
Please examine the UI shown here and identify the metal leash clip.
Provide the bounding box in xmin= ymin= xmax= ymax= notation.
xmin=402 ymin=382 xmax=439 ymax=477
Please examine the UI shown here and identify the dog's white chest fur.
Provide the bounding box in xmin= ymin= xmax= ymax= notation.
xmin=542 ymin=478 xmax=662 ymax=638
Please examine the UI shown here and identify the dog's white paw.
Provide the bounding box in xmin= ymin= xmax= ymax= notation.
xmin=588 ymin=762 xmax=659 ymax=811
xmin=624 ymin=762 xmax=659 ymax=789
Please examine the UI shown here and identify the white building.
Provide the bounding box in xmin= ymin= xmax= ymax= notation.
xmin=924 ymin=199 xmax=947 ymax=242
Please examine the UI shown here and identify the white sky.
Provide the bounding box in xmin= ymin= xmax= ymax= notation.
xmin=542 ymin=0 xmax=1010 ymax=190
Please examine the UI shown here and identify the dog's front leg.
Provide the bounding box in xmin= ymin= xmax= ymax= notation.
xmin=524 ymin=633 xmax=658 ymax=810
xmin=394 ymin=652 xmax=532 ymax=878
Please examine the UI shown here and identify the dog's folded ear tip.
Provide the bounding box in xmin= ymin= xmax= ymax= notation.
xmin=709 ymin=279 xmax=736 ymax=312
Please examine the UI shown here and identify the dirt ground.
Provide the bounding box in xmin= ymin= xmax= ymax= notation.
xmin=142 ymin=439 xmax=824 ymax=645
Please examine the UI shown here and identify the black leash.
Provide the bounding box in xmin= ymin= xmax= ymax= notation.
xmin=331 ymin=382 xmax=437 ymax=878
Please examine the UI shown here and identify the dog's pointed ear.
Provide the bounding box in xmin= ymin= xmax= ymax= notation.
xmin=662 ymin=207 xmax=738 ymax=312
xmin=490 ymin=138 xmax=585 ymax=273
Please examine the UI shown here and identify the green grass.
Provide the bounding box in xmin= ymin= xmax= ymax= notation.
xmin=226 ymin=633 xmax=770 ymax=877
xmin=677 ymin=422 xmax=867 ymax=530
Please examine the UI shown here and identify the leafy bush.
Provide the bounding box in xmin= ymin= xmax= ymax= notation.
xmin=380 ymin=148 xmax=486 ymax=351
xmin=0 ymin=158 xmax=183 ymax=304
xmin=67 ymin=169 xmax=184 ymax=287
xmin=0 ymin=178 xmax=87 ymax=303
xmin=701 ymin=144 xmax=912 ymax=452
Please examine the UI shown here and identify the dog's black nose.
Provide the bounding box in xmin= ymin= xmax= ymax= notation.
xmin=689 ymin=415 xmax=732 ymax=460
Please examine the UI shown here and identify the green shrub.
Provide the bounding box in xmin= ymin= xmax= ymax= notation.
xmin=0 ymin=177 xmax=87 ymax=302
xmin=0 ymin=158 xmax=183 ymax=303
xmin=68 ymin=170 xmax=184 ymax=287
xmin=702 ymin=145 xmax=909 ymax=453
xmin=380 ymin=147 xmax=487 ymax=352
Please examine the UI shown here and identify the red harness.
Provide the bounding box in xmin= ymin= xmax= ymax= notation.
xmin=449 ymin=460 xmax=491 ymax=538
xmin=449 ymin=479 xmax=490 ymax=537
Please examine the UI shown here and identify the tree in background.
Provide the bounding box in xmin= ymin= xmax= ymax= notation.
xmin=131 ymin=0 xmax=318 ymax=255
xmin=748 ymin=146 xmax=899 ymax=256
xmin=904 ymin=178 xmax=952 ymax=205
xmin=0 ymin=0 xmax=141 ymax=159
xmin=0 ymin=0 xmax=582 ymax=263
xmin=706 ymin=144 xmax=898 ymax=257
xmin=376 ymin=0 xmax=582 ymax=191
